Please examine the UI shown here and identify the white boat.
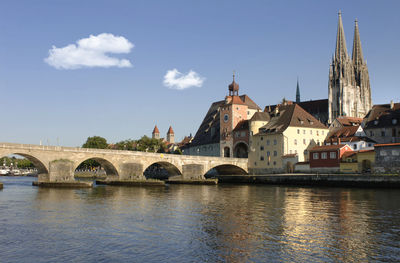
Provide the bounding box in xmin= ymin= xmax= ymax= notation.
xmin=0 ymin=169 xmax=10 ymax=175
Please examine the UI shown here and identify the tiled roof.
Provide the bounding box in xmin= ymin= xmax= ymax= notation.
xmin=233 ymin=120 xmax=249 ymax=131
xmin=167 ymin=126 xmax=174 ymax=134
xmin=336 ymin=116 xmax=363 ymax=126
xmin=374 ymin=143 xmax=400 ymax=147
xmin=364 ymin=103 xmax=400 ymax=129
xmin=328 ymin=126 xmax=359 ymax=139
xmin=264 ymin=99 xmax=329 ymax=124
xmin=342 ymin=151 xmax=357 ymax=159
xmin=258 ymin=104 xmax=327 ymax=134
xmin=152 ymin=125 xmax=160 ymax=134
xmin=250 ymin=112 xmax=270 ymax=122
xmin=310 ymin=144 xmax=347 ymax=152
xmin=226 ymin=95 xmax=245 ymax=105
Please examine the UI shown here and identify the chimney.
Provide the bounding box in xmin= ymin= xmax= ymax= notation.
xmin=338 ymin=138 xmax=341 ymax=145
xmin=390 ymin=100 xmax=394 ymax=110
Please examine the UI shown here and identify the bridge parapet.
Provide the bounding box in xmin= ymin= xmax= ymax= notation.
xmin=0 ymin=142 xmax=248 ymax=183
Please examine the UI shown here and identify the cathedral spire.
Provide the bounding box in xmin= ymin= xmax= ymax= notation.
xmin=352 ymin=18 xmax=364 ymax=65
xmin=335 ymin=10 xmax=348 ymax=61
xmin=296 ymin=77 xmax=300 ymax=103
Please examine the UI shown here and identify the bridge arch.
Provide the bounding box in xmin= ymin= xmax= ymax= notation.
xmin=0 ymin=151 xmax=48 ymax=174
xmin=205 ymin=164 xmax=248 ymax=177
xmin=74 ymin=157 xmax=119 ymax=177
xmin=143 ymin=161 xmax=182 ymax=179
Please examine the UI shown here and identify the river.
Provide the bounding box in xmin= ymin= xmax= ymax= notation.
xmin=0 ymin=176 xmax=399 ymax=262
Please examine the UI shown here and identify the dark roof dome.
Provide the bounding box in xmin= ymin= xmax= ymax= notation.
xmin=229 ymin=80 xmax=239 ymax=92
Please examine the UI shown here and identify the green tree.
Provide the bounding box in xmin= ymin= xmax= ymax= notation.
xmin=112 ymin=139 xmax=137 ymax=151
xmin=82 ymin=136 xmax=108 ymax=149
xmin=79 ymin=136 xmax=108 ymax=170
xmin=136 ymin=136 xmax=166 ymax=153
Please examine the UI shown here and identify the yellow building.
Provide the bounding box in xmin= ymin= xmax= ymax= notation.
xmin=339 ymin=149 xmax=375 ymax=173
xmin=249 ymin=103 xmax=329 ymax=174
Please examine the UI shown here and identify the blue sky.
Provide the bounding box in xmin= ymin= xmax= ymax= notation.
xmin=1 ymin=0 xmax=399 ymax=146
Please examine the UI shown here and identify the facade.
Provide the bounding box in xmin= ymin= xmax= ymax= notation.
xmin=363 ymin=102 xmax=400 ymax=143
xmin=373 ymin=143 xmax=400 ymax=174
xmin=309 ymin=144 xmax=353 ymax=172
xmin=166 ymin=126 xmax=175 ymax=144
xmin=326 ymin=118 xmax=375 ymax=151
xmin=328 ymin=12 xmax=372 ymax=123
xmin=249 ymin=102 xmax=328 ymax=174
xmin=183 ymin=75 xmax=261 ymax=157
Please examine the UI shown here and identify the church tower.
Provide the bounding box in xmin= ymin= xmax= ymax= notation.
xmin=352 ymin=18 xmax=372 ymax=118
xmin=296 ymin=78 xmax=300 ymax=103
xmin=167 ymin=126 xmax=175 ymax=144
xmin=152 ymin=125 xmax=160 ymax=139
xmin=328 ymin=11 xmax=372 ymax=123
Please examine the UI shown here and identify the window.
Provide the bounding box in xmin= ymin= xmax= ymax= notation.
xmin=297 ymin=129 xmax=300 ymax=134
xmin=260 ymin=156 xmax=264 ymax=161
xmin=392 ymin=150 xmax=400 ymax=156
xmin=321 ymin=152 xmax=327 ymax=159
xmin=241 ymin=131 xmax=246 ymax=137
xmin=313 ymin=153 xmax=319 ymax=159
xmin=247 ymin=111 xmax=250 ymax=115
xmin=393 ymin=119 xmax=398 ymax=125
xmin=381 ymin=130 xmax=386 ymax=137
xmin=374 ymin=120 xmax=379 ymax=125
xmin=303 ymin=139 xmax=306 ymax=145
xmin=303 ymin=130 xmax=306 ymax=134
xmin=330 ymin=152 xmax=337 ymax=159
xmin=261 ymin=137 xmax=264 ymax=141
xmin=294 ymin=139 xmax=297 ymax=145
xmin=322 ymin=131 xmax=324 ymax=135
xmin=353 ymin=144 xmax=357 ymax=150
xmin=273 ymin=139 xmax=277 ymax=145
xmin=260 ymin=146 xmax=264 ymax=151
xmin=310 ymin=130 xmax=313 ymax=135
xmin=267 ymin=140 xmax=270 ymax=145
xmin=273 ymin=151 xmax=277 ymax=156
xmin=223 ymin=114 xmax=229 ymax=123
xmin=273 ymin=161 xmax=276 ymax=165
xmin=267 ymin=151 xmax=270 ymax=156
xmin=317 ymin=131 xmax=319 ymax=136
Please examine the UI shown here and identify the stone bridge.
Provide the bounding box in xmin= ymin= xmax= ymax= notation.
xmin=0 ymin=143 xmax=248 ymax=182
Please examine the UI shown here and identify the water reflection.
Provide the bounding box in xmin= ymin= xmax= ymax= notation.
xmin=0 ymin=177 xmax=399 ymax=262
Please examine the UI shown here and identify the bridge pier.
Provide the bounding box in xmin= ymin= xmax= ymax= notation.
xmin=34 ymin=159 xmax=92 ymax=187
xmin=167 ymin=164 xmax=217 ymax=185
xmin=119 ymin=163 xmax=145 ymax=180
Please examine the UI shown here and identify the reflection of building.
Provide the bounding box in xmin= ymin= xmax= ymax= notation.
xmin=249 ymin=102 xmax=328 ymax=174
xmin=328 ymin=11 xmax=372 ymax=123
xmin=183 ymin=74 xmax=261 ymax=157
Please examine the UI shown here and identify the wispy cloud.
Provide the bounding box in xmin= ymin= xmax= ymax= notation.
xmin=163 ymin=69 xmax=205 ymax=90
xmin=44 ymin=33 xmax=134 ymax=69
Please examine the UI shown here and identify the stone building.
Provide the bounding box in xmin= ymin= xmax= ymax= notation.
xmin=183 ymin=75 xmax=261 ymax=157
xmin=328 ymin=11 xmax=372 ymax=123
xmin=249 ymin=102 xmax=328 ymax=174
xmin=373 ymin=143 xmax=400 ymax=174
xmin=166 ymin=126 xmax=174 ymax=144
xmin=363 ymin=102 xmax=400 ymax=143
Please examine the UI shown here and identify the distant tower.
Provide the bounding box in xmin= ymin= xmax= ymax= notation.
xmin=152 ymin=125 xmax=160 ymax=139
xmin=167 ymin=126 xmax=175 ymax=144
xmin=328 ymin=11 xmax=372 ymax=123
xmin=296 ymin=78 xmax=301 ymax=103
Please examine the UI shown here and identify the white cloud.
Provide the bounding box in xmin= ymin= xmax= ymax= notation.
xmin=44 ymin=33 xmax=134 ymax=69
xmin=163 ymin=69 xmax=205 ymax=90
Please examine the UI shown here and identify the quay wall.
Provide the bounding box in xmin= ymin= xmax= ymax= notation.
xmin=217 ymin=174 xmax=400 ymax=188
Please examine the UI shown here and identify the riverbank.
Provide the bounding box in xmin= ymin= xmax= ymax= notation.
xmin=217 ymin=174 xmax=400 ymax=188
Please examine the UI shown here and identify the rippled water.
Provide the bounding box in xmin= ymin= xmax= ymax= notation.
xmin=0 ymin=177 xmax=400 ymax=262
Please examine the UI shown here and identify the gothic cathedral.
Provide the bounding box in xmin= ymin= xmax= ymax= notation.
xmin=328 ymin=11 xmax=372 ymax=123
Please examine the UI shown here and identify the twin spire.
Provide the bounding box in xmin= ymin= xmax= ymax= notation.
xmin=334 ymin=10 xmax=365 ymax=64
